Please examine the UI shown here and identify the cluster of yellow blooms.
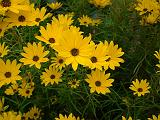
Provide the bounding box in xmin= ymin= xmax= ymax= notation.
xmin=134 ymin=0 xmax=160 ymax=25
xmin=0 ymin=0 xmax=159 ymax=119
xmin=88 ymin=0 xmax=111 ymax=8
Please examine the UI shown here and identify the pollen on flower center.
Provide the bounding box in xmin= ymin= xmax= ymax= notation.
xmin=5 ymin=72 xmax=11 ymax=78
xmin=71 ymin=48 xmax=79 ymax=56
xmin=90 ymin=56 xmax=97 ymax=63
xmin=35 ymin=18 xmax=41 ymax=22
xmin=49 ymin=38 xmax=55 ymax=43
xmin=58 ymin=59 xmax=63 ymax=64
xmin=33 ymin=56 xmax=39 ymax=62
xmin=18 ymin=15 xmax=26 ymax=22
xmin=95 ymin=81 xmax=101 ymax=87
xmin=1 ymin=0 xmax=11 ymax=7
xmin=50 ymin=74 xmax=55 ymax=79
xmin=138 ymin=88 xmax=143 ymax=92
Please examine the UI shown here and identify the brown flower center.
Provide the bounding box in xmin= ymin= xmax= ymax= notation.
xmin=71 ymin=48 xmax=79 ymax=56
xmin=5 ymin=72 xmax=11 ymax=78
xmin=50 ymin=74 xmax=55 ymax=79
xmin=58 ymin=59 xmax=64 ymax=64
xmin=0 ymin=52 xmax=2 ymax=56
xmin=35 ymin=18 xmax=41 ymax=22
xmin=138 ymin=88 xmax=143 ymax=92
xmin=0 ymin=29 xmax=2 ymax=33
xmin=105 ymin=57 xmax=111 ymax=62
xmin=72 ymin=81 xmax=76 ymax=85
xmin=49 ymin=38 xmax=55 ymax=43
xmin=33 ymin=56 xmax=39 ymax=62
xmin=143 ymin=8 xmax=148 ymax=12
xmin=95 ymin=81 xmax=101 ymax=87
xmin=90 ymin=56 xmax=97 ymax=63
xmin=18 ymin=15 xmax=26 ymax=22
xmin=34 ymin=113 xmax=38 ymax=116
xmin=1 ymin=0 xmax=11 ymax=7
xmin=26 ymin=90 xmax=30 ymax=94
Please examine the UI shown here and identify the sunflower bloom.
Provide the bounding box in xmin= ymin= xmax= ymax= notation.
xmin=54 ymin=27 xmax=93 ymax=71
xmin=30 ymin=5 xmax=52 ymax=26
xmin=27 ymin=106 xmax=41 ymax=120
xmin=51 ymin=54 xmax=66 ymax=70
xmin=18 ymin=79 xmax=34 ymax=98
xmin=89 ymin=0 xmax=111 ymax=8
xmin=35 ymin=23 xmax=63 ymax=49
xmin=0 ymin=43 xmax=9 ymax=57
xmin=0 ymin=0 xmax=30 ymax=14
xmin=41 ymin=66 xmax=62 ymax=86
xmin=48 ymin=2 xmax=62 ymax=10
xmin=0 ymin=111 xmax=21 ymax=120
xmin=68 ymin=79 xmax=80 ymax=89
xmin=129 ymin=79 xmax=150 ymax=96
xmin=122 ymin=116 xmax=133 ymax=120
xmin=5 ymin=9 xmax=35 ymax=27
xmin=85 ymin=69 xmax=114 ymax=94
xmin=0 ymin=59 xmax=21 ymax=87
xmin=104 ymin=41 xmax=124 ymax=70
xmin=148 ymin=114 xmax=160 ymax=120
xmin=55 ymin=113 xmax=81 ymax=120
xmin=87 ymin=41 xmax=108 ymax=70
xmin=5 ymin=82 xmax=19 ymax=95
xmin=19 ymin=42 xmax=49 ymax=69
xmin=78 ymin=15 xmax=92 ymax=27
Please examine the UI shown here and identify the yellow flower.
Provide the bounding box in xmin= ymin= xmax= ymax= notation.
xmin=35 ymin=23 xmax=63 ymax=49
xmin=27 ymin=106 xmax=41 ymax=120
xmin=78 ymin=15 xmax=92 ymax=27
xmin=0 ymin=21 xmax=10 ymax=38
xmin=21 ymin=112 xmax=30 ymax=120
xmin=154 ymin=50 xmax=160 ymax=61
xmin=55 ymin=113 xmax=80 ymax=120
xmin=5 ymin=82 xmax=19 ymax=95
xmin=0 ymin=43 xmax=9 ymax=57
xmin=68 ymin=79 xmax=80 ymax=89
xmin=52 ymin=14 xmax=73 ymax=29
xmin=129 ymin=79 xmax=150 ymax=96
xmin=18 ymin=79 xmax=34 ymax=98
xmin=30 ymin=5 xmax=52 ymax=26
xmin=0 ymin=0 xmax=30 ymax=14
xmin=54 ymin=27 xmax=93 ymax=71
xmin=87 ymin=42 xmax=108 ymax=70
xmin=41 ymin=66 xmax=62 ymax=86
xmin=48 ymin=2 xmax=62 ymax=10
xmin=0 ymin=111 xmax=21 ymax=120
xmin=0 ymin=59 xmax=21 ymax=87
xmin=19 ymin=42 xmax=49 ymax=69
xmin=148 ymin=114 xmax=160 ymax=120
xmin=91 ymin=18 xmax=102 ymax=26
xmin=135 ymin=0 xmax=159 ymax=15
xmin=89 ymin=0 xmax=111 ymax=8
xmin=104 ymin=41 xmax=124 ymax=70
xmin=5 ymin=9 xmax=35 ymax=27
xmin=122 ymin=116 xmax=133 ymax=120
xmin=85 ymin=69 xmax=114 ymax=94
xmin=51 ymin=54 xmax=66 ymax=70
